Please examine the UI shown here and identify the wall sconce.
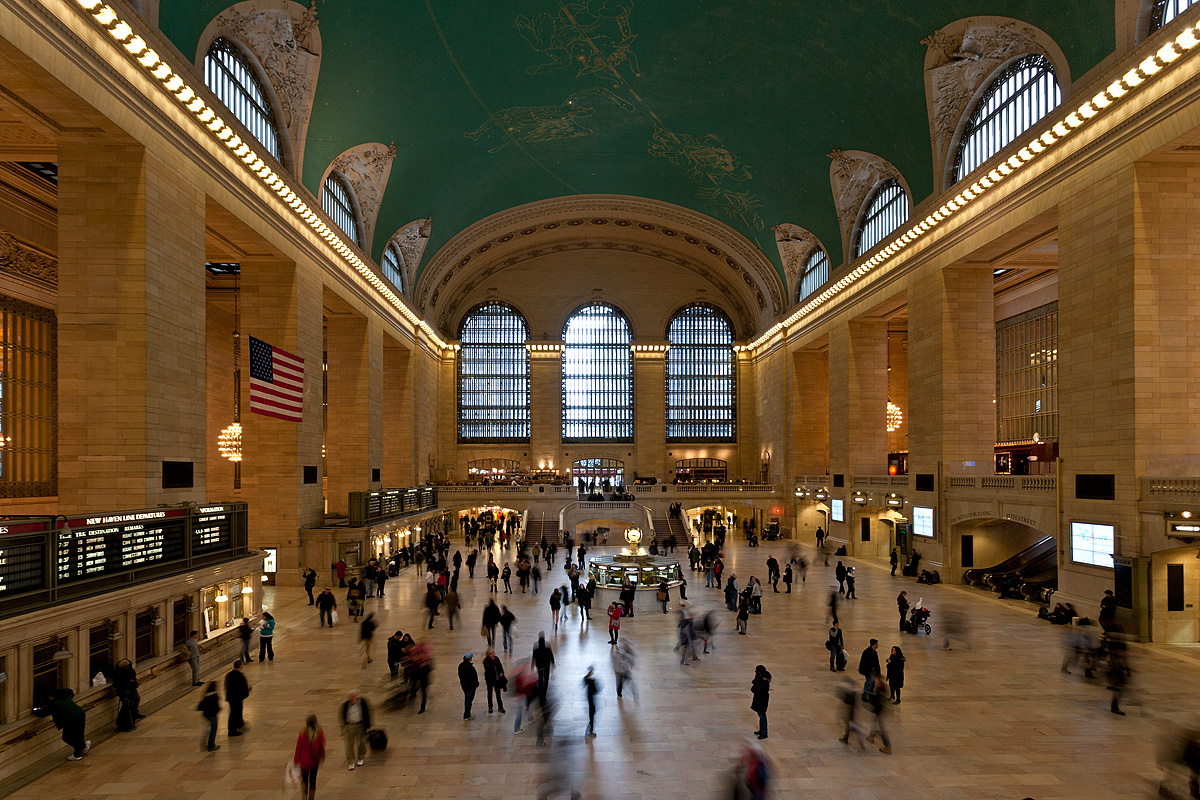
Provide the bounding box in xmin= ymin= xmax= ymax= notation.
xmin=105 ymin=619 xmax=124 ymax=641
xmin=814 ymin=489 xmax=829 ymax=501
xmin=52 ymin=637 xmax=73 ymax=661
xmin=215 ymin=594 xmax=229 ymax=602
xmin=241 ymin=586 xmax=253 ymax=595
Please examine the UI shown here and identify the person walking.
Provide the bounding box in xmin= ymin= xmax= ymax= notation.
xmin=766 ymin=556 xmax=780 ymax=592
xmin=339 ymin=689 xmax=371 ymax=770
xmin=487 ymin=559 xmax=499 ymax=592
xmin=466 ymin=550 xmax=477 ymax=579
xmin=550 ymin=587 xmax=563 ymax=629
xmin=750 ymin=576 xmax=764 ymax=613
xmin=532 ymin=563 xmax=542 ymax=594
xmin=858 ymin=640 xmax=881 ymax=701
xmin=482 ymin=599 xmax=501 ymax=647
xmin=751 ymin=665 xmax=771 ymax=740
xmin=425 ymin=585 xmax=441 ymax=629
xmin=725 ymin=575 xmax=739 ymax=611
xmin=501 ymin=562 xmax=513 ymax=594
xmin=886 ymin=646 xmax=905 ymax=704
xmin=614 ymin=639 xmax=638 ymax=701
xmin=1108 ymin=646 xmax=1129 ymax=715
xmin=186 ymin=630 xmax=202 ymax=686
xmin=845 ymin=569 xmax=857 ymax=600
xmin=316 ymin=589 xmax=337 ymax=628
xmin=828 ymin=589 xmax=840 ymax=624
xmin=889 ymin=548 xmax=899 ymax=577
xmin=658 ymin=579 xmax=671 ymax=614
xmin=532 ymin=633 xmax=555 ymax=699
xmin=483 ymin=647 xmax=506 ymax=713
xmin=335 ymin=559 xmax=346 ymax=588
xmin=607 ymin=601 xmax=623 ymax=644
xmin=897 ymin=591 xmax=910 ymax=632
xmin=583 ymin=667 xmax=600 ymax=737
xmin=360 ymin=613 xmax=377 ymax=667
xmin=836 ymin=561 xmax=847 ymax=594
xmin=259 ymin=612 xmax=276 ymax=662
xmin=826 ymin=621 xmax=845 ymax=671
xmin=864 ymin=680 xmax=892 ymax=754
xmin=459 ymin=653 xmax=479 ymax=721
xmin=783 ymin=564 xmax=793 ymax=593
xmin=293 ymin=714 xmax=326 ymax=800
xmin=224 ymin=659 xmax=250 ymax=737
xmin=303 ymin=568 xmax=318 ymax=604
xmin=237 ymin=617 xmax=254 ymax=663
xmin=837 ymin=679 xmax=865 ymax=749
xmin=198 ymin=681 xmax=220 ymax=751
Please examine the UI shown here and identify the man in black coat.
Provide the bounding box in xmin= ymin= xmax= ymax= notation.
xmin=387 ymin=630 xmax=405 ymax=679
xmin=858 ymin=639 xmax=880 ymax=701
xmin=303 ymin=567 xmax=317 ymax=604
xmin=224 ymin=659 xmax=250 ymax=736
xmin=532 ymin=633 xmax=555 ymax=699
xmin=459 ymin=653 xmax=479 ymax=720
xmin=751 ymin=664 xmax=771 ymax=740
xmin=34 ymin=688 xmax=89 ymax=760
xmin=112 ymin=658 xmax=141 ymax=731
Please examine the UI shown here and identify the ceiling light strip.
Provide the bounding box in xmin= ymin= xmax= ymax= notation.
xmin=70 ymin=0 xmax=450 ymax=351
xmin=745 ymin=24 xmax=1200 ymax=351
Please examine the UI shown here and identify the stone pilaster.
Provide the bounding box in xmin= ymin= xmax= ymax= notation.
xmin=324 ymin=314 xmax=383 ymax=514
xmin=382 ymin=337 xmax=413 ymax=486
xmin=633 ymin=345 xmax=667 ymax=481
xmin=792 ymin=348 xmax=829 ymax=476
xmin=529 ymin=346 xmax=563 ymax=472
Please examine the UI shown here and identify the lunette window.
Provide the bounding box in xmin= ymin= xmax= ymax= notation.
xmin=562 ymin=303 xmax=633 ymax=442
xmin=954 ymin=53 xmax=1060 ymax=182
xmin=381 ymin=244 xmax=405 ymax=293
xmin=1150 ymin=0 xmax=1199 ymax=33
xmin=203 ymin=38 xmax=281 ymax=162
xmin=458 ymin=302 xmax=530 ymax=442
xmin=666 ymin=303 xmax=735 ymax=442
xmin=322 ymin=174 xmax=359 ymax=246
xmin=797 ymin=248 xmax=829 ymax=302
xmin=854 ymin=179 xmax=908 ymax=259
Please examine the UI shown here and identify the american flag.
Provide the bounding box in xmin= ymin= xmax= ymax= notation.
xmin=249 ymin=336 xmax=304 ymax=422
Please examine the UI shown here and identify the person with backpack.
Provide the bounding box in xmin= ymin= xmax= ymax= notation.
xmin=826 ymin=622 xmax=845 ymax=671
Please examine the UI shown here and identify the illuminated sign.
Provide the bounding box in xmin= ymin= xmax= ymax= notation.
xmin=831 ymin=499 xmax=844 ymax=523
xmin=913 ymin=506 xmax=935 ymax=538
xmin=1071 ymin=521 xmax=1115 ymax=567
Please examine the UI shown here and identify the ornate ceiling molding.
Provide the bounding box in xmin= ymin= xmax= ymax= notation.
xmin=772 ymin=223 xmax=821 ymax=297
xmin=417 ymin=195 xmax=784 ymax=328
xmin=922 ymin=17 xmax=1071 ymax=193
xmin=385 ymin=217 xmax=431 ymax=297
xmin=197 ymin=0 xmax=322 ymax=177
xmin=0 ymin=229 xmax=56 ymax=287
xmin=325 ymin=142 xmax=397 ymax=253
xmin=828 ymin=149 xmax=905 ymax=257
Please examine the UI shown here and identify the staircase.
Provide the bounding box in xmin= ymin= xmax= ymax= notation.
xmin=525 ymin=518 xmax=561 ymax=544
xmin=652 ymin=517 xmax=689 ymax=543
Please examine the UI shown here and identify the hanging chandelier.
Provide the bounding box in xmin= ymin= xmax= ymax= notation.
xmin=218 ymin=422 xmax=242 ymax=462
xmin=886 ymin=401 xmax=903 ymax=432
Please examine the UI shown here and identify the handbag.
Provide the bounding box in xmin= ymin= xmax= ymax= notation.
xmin=656 ymin=591 xmax=667 ymax=602
xmin=331 ymin=610 xmax=339 ymax=624
xmin=284 ymin=762 xmax=301 ymax=789
xmin=481 ymin=625 xmax=488 ymax=638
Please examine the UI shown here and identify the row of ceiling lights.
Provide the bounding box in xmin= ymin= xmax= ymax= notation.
xmin=70 ymin=0 xmax=451 ymax=351
xmin=746 ymin=23 xmax=1200 ymax=351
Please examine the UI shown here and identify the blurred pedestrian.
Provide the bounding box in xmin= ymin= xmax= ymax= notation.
xmin=444 ymin=588 xmax=460 ymax=631
xmin=550 ymin=588 xmax=563 ymax=629
xmin=751 ymin=664 xmax=771 ymax=740
xmin=360 ymin=613 xmax=377 ymax=667
xmin=500 ymin=605 xmax=517 ymax=654
xmin=186 ymin=630 xmax=202 ymax=685
xmin=237 ymin=617 xmax=254 ymax=663
xmin=583 ymin=667 xmax=600 ymax=737
xmin=864 ymin=679 xmax=892 ymax=754
xmin=836 ymin=561 xmax=847 ymax=594
xmin=293 ymin=714 xmax=325 ymax=800
xmin=197 ymin=681 xmax=220 ymax=751
xmin=837 ymin=679 xmax=865 ymax=749
xmin=532 ymin=634 xmax=555 ymax=698
xmin=1108 ymin=646 xmax=1129 ymax=715
xmin=845 ymin=569 xmax=857 ymax=599
xmin=387 ymin=630 xmax=404 ymax=679
xmin=614 ymin=639 xmax=638 ymax=701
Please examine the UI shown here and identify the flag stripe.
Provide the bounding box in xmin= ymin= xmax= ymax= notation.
xmin=248 ymin=335 xmax=305 ymax=423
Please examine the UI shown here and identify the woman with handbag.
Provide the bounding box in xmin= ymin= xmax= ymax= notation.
xmin=293 ymin=714 xmax=326 ymax=800
xmin=658 ymin=579 xmax=671 ymax=614
xmin=482 ymin=647 xmax=507 ymax=714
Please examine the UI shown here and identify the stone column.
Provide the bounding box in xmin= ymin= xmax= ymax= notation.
xmin=792 ymin=348 xmax=829 ymax=476
xmin=324 ymin=313 xmax=383 ymax=515
xmin=382 ymin=337 xmax=413 ymax=486
xmin=238 ymin=258 xmax=324 ymax=581
xmin=632 ymin=345 xmax=667 ymax=482
xmin=529 ymin=346 xmax=563 ymax=473
xmin=57 ymin=138 xmax=207 ymax=511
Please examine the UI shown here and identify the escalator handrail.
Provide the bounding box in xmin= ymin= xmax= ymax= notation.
xmin=965 ymin=536 xmax=1055 ymax=580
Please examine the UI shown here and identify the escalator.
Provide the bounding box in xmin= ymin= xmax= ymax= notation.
xmin=1017 ymin=568 xmax=1058 ymax=603
xmin=963 ymin=536 xmax=1056 ymax=589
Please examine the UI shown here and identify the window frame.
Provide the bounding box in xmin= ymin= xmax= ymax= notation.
xmin=321 ymin=172 xmax=362 ymax=248
xmin=665 ymin=303 xmax=737 ymax=443
xmin=853 ymin=178 xmax=909 ymax=259
xmin=203 ymin=37 xmax=283 ymax=163
xmin=457 ymin=301 xmax=531 ymax=443
xmin=1150 ymin=0 xmax=1199 ymax=33
xmin=561 ymin=302 xmax=634 ymax=444
xmin=796 ymin=247 xmax=830 ymax=303
xmin=953 ymin=53 xmax=1061 ymax=183
xmin=381 ymin=244 xmax=405 ymax=294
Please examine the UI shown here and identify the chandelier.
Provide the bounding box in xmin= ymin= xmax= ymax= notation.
xmin=218 ymin=422 xmax=242 ymax=462
xmin=886 ymin=401 xmax=903 ymax=432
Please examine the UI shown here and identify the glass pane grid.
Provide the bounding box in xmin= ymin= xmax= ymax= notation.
xmin=562 ymin=304 xmax=633 ymax=442
xmin=322 ymin=175 xmax=359 ymax=245
xmin=797 ymin=248 xmax=829 ymax=302
xmin=955 ymin=54 xmax=1060 ymax=182
xmin=1152 ymin=0 xmax=1198 ymax=32
xmin=666 ymin=304 xmax=735 ymax=442
xmin=996 ymin=302 xmax=1058 ymax=444
xmin=0 ymin=297 xmax=56 ymax=495
xmin=854 ymin=179 xmax=909 ymax=258
xmin=381 ymin=245 xmax=405 ymax=293
xmin=458 ymin=302 xmax=530 ymax=442
xmin=203 ymin=38 xmax=281 ymax=161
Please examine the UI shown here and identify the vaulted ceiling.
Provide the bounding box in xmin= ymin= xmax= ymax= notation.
xmin=160 ymin=1 xmax=1113 ymax=285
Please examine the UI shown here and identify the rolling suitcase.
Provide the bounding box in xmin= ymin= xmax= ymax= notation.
xmin=367 ymin=728 xmax=387 ymax=751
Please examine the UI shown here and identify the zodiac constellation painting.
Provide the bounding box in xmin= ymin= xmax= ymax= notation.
xmin=465 ymin=87 xmax=635 ymax=153
xmin=649 ymin=126 xmax=763 ymax=230
xmin=515 ymin=1 xmax=641 ymax=77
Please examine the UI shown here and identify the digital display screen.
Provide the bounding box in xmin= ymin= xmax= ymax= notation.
xmin=831 ymin=499 xmax=844 ymax=523
xmin=194 ymin=505 xmax=233 ymax=553
xmin=0 ymin=539 xmax=45 ymax=595
xmin=913 ymin=506 xmax=935 ymax=537
xmin=57 ymin=510 xmax=186 ymax=584
xmin=1072 ymin=522 xmax=1115 ymax=567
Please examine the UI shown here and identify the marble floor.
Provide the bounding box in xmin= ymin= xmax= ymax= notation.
xmin=8 ymin=539 xmax=1199 ymax=800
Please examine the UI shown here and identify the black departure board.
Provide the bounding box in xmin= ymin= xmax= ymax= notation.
xmin=0 ymin=525 xmax=46 ymax=596
xmin=194 ymin=505 xmax=234 ymax=553
xmin=57 ymin=510 xmax=187 ymax=584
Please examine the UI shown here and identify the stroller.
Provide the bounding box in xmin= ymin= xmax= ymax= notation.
xmin=904 ymin=605 xmax=932 ymax=635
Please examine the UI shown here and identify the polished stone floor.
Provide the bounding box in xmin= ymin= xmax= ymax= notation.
xmin=10 ymin=538 xmax=1199 ymax=800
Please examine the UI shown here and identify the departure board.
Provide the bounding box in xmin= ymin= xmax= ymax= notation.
xmin=57 ymin=510 xmax=187 ymax=583
xmin=0 ymin=535 xmax=45 ymax=595
xmin=194 ymin=505 xmax=234 ymax=553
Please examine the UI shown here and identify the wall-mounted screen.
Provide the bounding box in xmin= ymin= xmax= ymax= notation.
xmin=831 ymin=498 xmax=844 ymax=523
xmin=913 ymin=506 xmax=935 ymax=538
xmin=1071 ymin=521 xmax=1115 ymax=567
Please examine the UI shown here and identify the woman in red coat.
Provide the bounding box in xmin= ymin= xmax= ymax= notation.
xmin=294 ymin=714 xmax=326 ymax=800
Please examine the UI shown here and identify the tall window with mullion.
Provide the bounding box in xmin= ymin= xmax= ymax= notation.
xmin=203 ymin=37 xmax=281 ymax=162
xmin=381 ymin=244 xmax=405 ymax=293
xmin=1151 ymin=0 xmax=1199 ymax=33
xmin=562 ymin=303 xmax=633 ymax=443
xmin=458 ymin=302 xmax=530 ymax=442
xmin=954 ymin=54 xmax=1060 ymax=182
xmin=797 ymin=248 xmax=829 ymax=303
xmin=853 ymin=179 xmax=909 ymax=259
xmin=322 ymin=173 xmax=360 ymax=246
xmin=666 ymin=304 xmax=736 ymax=442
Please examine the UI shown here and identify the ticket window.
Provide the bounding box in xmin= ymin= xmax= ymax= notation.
xmin=202 ymin=587 xmax=220 ymax=638
xmin=231 ymin=579 xmax=245 ymax=620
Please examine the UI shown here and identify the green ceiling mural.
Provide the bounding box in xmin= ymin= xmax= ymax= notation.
xmin=160 ymin=0 xmax=1114 ymax=283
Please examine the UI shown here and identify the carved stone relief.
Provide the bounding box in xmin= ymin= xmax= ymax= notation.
xmin=772 ymin=223 xmax=819 ymax=296
xmin=201 ymin=0 xmax=322 ymax=176
xmin=328 ymin=142 xmax=397 ymax=252
xmin=0 ymin=230 xmax=56 ymax=286
xmin=922 ymin=18 xmax=1061 ymax=192
xmin=386 ymin=217 xmax=432 ymax=295
xmin=827 ymin=149 xmax=901 ymax=255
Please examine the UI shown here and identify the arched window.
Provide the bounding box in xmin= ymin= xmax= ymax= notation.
xmin=1151 ymin=0 xmax=1199 ymax=32
xmin=322 ymin=173 xmax=360 ymax=246
xmin=458 ymin=302 xmax=530 ymax=442
xmin=666 ymin=304 xmax=736 ymax=442
xmin=854 ymin=179 xmax=909 ymax=259
xmin=203 ymin=37 xmax=281 ymax=161
xmin=954 ymin=54 xmax=1061 ymax=182
xmin=381 ymin=244 xmax=404 ymax=293
xmin=562 ymin=303 xmax=633 ymax=442
xmin=797 ymin=248 xmax=829 ymax=303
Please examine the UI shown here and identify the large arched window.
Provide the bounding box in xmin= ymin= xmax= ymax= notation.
xmin=381 ymin=244 xmax=405 ymax=293
xmin=797 ymin=248 xmax=829 ymax=303
xmin=1151 ymin=0 xmax=1199 ymax=33
xmin=322 ymin=173 xmax=360 ymax=246
xmin=562 ymin=303 xmax=633 ymax=442
xmin=458 ymin=302 xmax=530 ymax=442
xmin=203 ymin=37 xmax=281 ymax=161
xmin=666 ymin=304 xmax=736 ymax=442
xmin=954 ymin=54 xmax=1061 ymax=182
xmin=853 ymin=179 xmax=909 ymax=259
